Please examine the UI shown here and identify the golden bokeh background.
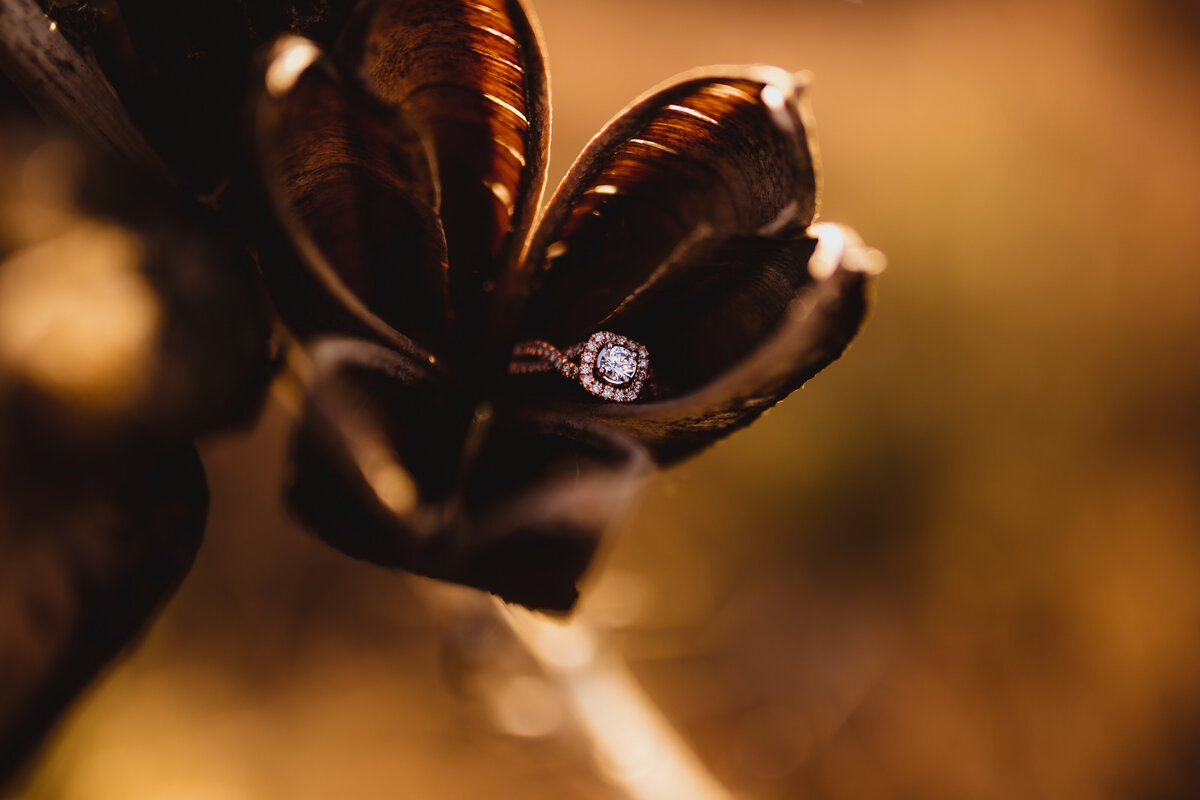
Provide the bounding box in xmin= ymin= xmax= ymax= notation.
xmin=14 ymin=0 xmax=1200 ymax=797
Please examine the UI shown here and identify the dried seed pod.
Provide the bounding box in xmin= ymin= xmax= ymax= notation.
xmin=244 ymin=1 xmax=881 ymax=609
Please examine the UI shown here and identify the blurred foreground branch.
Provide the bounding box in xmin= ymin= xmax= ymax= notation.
xmin=0 ymin=0 xmax=167 ymax=178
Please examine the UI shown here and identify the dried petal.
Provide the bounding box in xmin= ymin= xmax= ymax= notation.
xmin=340 ymin=0 xmax=549 ymax=353
xmin=520 ymin=224 xmax=883 ymax=464
xmin=287 ymin=336 xmax=650 ymax=610
xmin=289 ymin=336 xmax=468 ymax=512
xmin=519 ymin=66 xmax=818 ymax=358
xmin=253 ymin=37 xmax=453 ymax=356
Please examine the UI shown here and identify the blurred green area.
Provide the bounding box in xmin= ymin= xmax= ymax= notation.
xmin=15 ymin=0 xmax=1200 ymax=798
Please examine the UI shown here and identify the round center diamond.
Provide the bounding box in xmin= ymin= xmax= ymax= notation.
xmin=595 ymin=345 xmax=637 ymax=386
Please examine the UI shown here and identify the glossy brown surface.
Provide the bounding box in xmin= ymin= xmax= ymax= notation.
xmin=256 ymin=46 xmax=452 ymax=356
xmin=561 ymin=237 xmax=869 ymax=464
xmin=500 ymin=69 xmax=847 ymax=461
xmin=344 ymin=0 xmax=549 ymax=350
xmin=243 ymin=3 xmax=871 ymax=596
xmin=521 ymin=72 xmax=816 ymax=349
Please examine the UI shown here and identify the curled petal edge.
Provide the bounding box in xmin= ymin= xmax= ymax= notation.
xmin=286 ymin=336 xmax=652 ymax=611
xmin=252 ymin=35 xmax=454 ymax=359
xmin=554 ymin=223 xmax=884 ymax=464
xmin=513 ymin=65 xmax=819 ymax=340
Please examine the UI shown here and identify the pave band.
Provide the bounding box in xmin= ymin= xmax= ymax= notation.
xmin=509 ymin=331 xmax=653 ymax=402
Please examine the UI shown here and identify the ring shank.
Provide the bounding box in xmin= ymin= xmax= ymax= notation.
xmin=509 ymin=333 xmax=655 ymax=402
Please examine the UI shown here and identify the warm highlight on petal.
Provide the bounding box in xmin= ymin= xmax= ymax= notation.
xmin=519 ymin=67 xmax=818 ymax=347
xmin=340 ymin=0 xmax=549 ymax=352
xmin=557 ymin=224 xmax=883 ymax=464
xmin=253 ymin=37 xmax=453 ymax=357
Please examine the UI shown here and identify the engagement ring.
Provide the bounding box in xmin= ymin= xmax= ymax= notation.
xmin=509 ymin=331 xmax=653 ymax=402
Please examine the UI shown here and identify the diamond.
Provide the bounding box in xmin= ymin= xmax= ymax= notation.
xmin=596 ymin=345 xmax=637 ymax=386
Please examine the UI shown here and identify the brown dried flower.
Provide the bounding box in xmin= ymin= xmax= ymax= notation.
xmin=250 ymin=0 xmax=884 ymax=611
xmin=0 ymin=0 xmax=882 ymax=784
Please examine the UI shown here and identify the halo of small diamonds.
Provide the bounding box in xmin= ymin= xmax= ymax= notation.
xmin=509 ymin=331 xmax=651 ymax=402
xmin=578 ymin=332 xmax=649 ymax=402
